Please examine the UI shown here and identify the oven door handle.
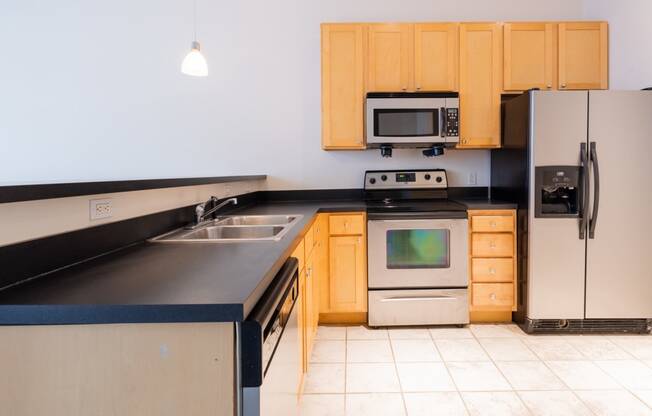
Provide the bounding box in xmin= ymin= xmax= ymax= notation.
xmin=381 ymin=295 xmax=458 ymax=302
xmin=367 ymin=212 xmax=468 ymax=221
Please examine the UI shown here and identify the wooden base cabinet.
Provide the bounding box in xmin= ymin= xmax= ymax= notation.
xmin=468 ymin=210 xmax=517 ymax=322
xmin=318 ymin=213 xmax=367 ymax=323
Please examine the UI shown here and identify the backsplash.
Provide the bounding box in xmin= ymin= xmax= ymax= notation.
xmin=0 ymin=179 xmax=266 ymax=247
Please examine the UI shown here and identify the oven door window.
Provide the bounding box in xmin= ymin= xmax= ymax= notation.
xmin=374 ymin=108 xmax=439 ymax=137
xmin=386 ymin=229 xmax=450 ymax=269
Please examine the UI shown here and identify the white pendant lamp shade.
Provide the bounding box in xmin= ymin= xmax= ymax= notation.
xmin=181 ymin=41 xmax=208 ymax=77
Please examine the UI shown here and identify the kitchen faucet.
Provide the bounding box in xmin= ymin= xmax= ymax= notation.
xmin=190 ymin=197 xmax=238 ymax=228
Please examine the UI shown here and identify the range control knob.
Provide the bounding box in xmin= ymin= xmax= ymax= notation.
xmin=435 ymin=176 xmax=443 ymax=183
xmin=381 ymin=175 xmax=388 ymax=181
xmin=369 ymin=177 xmax=376 ymax=184
xmin=424 ymin=174 xmax=431 ymax=180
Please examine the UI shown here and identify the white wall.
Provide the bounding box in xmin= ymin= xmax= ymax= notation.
xmin=583 ymin=0 xmax=652 ymax=89
xmin=0 ymin=0 xmax=586 ymax=189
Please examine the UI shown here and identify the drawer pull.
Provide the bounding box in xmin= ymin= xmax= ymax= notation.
xmin=381 ymin=296 xmax=456 ymax=302
xmin=489 ymin=293 xmax=497 ymax=301
xmin=490 ymin=221 xmax=497 ymax=228
xmin=489 ymin=241 xmax=496 ymax=249
xmin=489 ymin=268 xmax=496 ymax=275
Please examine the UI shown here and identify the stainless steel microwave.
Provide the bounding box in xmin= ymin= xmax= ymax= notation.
xmin=365 ymin=92 xmax=459 ymax=147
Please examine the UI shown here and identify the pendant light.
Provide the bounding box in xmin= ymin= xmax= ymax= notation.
xmin=181 ymin=0 xmax=208 ymax=77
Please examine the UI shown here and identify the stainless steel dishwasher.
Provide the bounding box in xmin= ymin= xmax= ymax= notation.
xmin=241 ymin=258 xmax=300 ymax=416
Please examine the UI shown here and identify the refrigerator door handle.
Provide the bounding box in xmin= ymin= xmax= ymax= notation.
xmin=579 ymin=142 xmax=587 ymax=240
xmin=589 ymin=141 xmax=600 ymax=239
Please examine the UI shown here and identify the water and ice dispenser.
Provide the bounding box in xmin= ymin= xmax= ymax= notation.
xmin=534 ymin=166 xmax=582 ymax=218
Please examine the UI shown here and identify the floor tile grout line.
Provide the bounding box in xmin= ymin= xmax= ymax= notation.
xmin=471 ymin=324 xmax=537 ymax=415
xmin=386 ymin=328 xmax=409 ymax=415
xmin=428 ymin=327 xmax=474 ymax=415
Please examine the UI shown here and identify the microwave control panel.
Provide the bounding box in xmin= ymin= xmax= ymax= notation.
xmin=445 ymin=108 xmax=459 ymax=137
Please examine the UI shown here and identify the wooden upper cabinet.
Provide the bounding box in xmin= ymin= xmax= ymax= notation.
xmin=367 ymin=24 xmax=413 ymax=92
xmin=414 ymin=23 xmax=458 ymax=91
xmin=504 ymin=23 xmax=554 ymax=91
xmin=459 ymin=23 xmax=503 ymax=148
xmin=321 ymin=24 xmax=366 ymax=150
xmin=558 ymin=22 xmax=608 ymax=90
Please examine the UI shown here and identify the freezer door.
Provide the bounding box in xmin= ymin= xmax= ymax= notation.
xmin=528 ymin=91 xmax=588 ymax=319
xmin=585 ymin=91 xmax=652 ymax=319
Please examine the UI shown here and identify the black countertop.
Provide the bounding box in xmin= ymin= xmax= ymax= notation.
xmin=0 ymin=197 xmax=513 ymax=325
xmin=0 ymin=201 xmax=365 ymax=325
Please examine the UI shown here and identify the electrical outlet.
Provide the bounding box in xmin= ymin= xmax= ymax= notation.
xmin=468 ymin=172 xmax=478 ymax=186
xmin=90 ymin=198 xmax=113 ymax=220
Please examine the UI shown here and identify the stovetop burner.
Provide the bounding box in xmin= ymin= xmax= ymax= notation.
xmin=364 ymin=169 xmax=467 ymax=219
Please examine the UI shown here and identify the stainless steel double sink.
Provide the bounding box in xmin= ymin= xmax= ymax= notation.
xmin=150 ymin=215 xmax=303 ymax=243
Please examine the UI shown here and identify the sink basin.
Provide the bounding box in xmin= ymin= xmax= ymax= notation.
xmin=217 ymin=215 xmax=297 ymax=226
xmin=149 ymin=214 xmax=303 ymax=243
xmin=182 ymin=225 xmax=284 ymax=240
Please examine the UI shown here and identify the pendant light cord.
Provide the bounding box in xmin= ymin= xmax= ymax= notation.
xmin=193 ymin=0 xmax=197 ymax=42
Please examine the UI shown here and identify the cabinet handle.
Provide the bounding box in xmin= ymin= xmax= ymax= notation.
xmin=489 ymin=240 xmax=496 ymax=249
xmin=490 ymin=221 xmax=497 ymax=228
xmin=546 ymin=84 xmax=552 ymax=89
xmin=489 ymin=267 xmax=496 ymax=275
xmin=401 ymin=87 xmax=407 ymax=91
xmin=489 ymin=293 xmax=497 ymax=301
xmin=561 ymin=83 xmax=567 ymax=88
xmin=416 ymin=85 xmax=421 ymax=90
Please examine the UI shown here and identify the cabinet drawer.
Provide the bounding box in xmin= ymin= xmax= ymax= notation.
xmin=471 ymin=215 xmax=514 ymax=232
xmin=472 ymin=258 xmax=514 ymax=283
xmin=471 ymin=234 xmax=514 ymax=257
xmin=472 ymin=283 xmax=514 ymax=309
xmin=329 ymin=214 xmax=364 ymax=235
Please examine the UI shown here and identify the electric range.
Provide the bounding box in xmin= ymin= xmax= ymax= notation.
xmin=364 ymin=169 xmax=470 ymax=327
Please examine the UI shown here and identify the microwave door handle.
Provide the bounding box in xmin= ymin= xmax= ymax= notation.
xmin=579 ymin=142 xmax=587 ymax=240
xmin=440 ymin=107 xmax=446 ymax=138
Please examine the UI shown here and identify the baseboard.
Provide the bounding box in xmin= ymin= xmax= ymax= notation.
xmin=470 ymin=311 xmax=513 ymax=323
xmin=319 ymin=312 xmax=367 ymax=324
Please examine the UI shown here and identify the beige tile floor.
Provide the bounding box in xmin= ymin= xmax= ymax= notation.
xmin=299 ymin=324 xmax=652 ymax=416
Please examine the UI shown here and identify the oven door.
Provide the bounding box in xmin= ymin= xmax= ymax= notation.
xmin=367 ymin=218 xmax=468 ymax=289
xmin=366 ymin=97 xmax=445 ymax=145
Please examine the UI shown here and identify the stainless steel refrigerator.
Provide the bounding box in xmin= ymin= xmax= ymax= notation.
xmin=492 ymin=90 xmax=652 ymax=333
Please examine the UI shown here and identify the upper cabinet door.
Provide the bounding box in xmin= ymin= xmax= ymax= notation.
xmin=504 ymin=22 xmax=554 ymax=91
xmin=367 ymin=24 xmax=413 ymax=92
xmin=414 ymin=23 xmax=459 ymax=91
xmin=459 ymin=23 xmax=503 ymax=148
xmin=558 ymin=22 xmax=608 ymax=90
xmin=321 ymin=24 xmax=366 ymax=150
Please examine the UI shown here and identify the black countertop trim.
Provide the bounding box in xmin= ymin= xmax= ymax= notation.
xmin=0 ymin=304 xmax=243 ymax=325
xmin=0 ymin=175 xmax=267 ymax=203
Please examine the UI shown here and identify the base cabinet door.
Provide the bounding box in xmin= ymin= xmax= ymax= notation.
xmin=558 ymin=22 xmax=608 ymax=90
xmin=458 ymin=23 xmax=503 ymax=148
xmin=329 ymin=235 xmax=367 ymax=313
xmin=321 ymin=24 xmax=366 ymax=149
